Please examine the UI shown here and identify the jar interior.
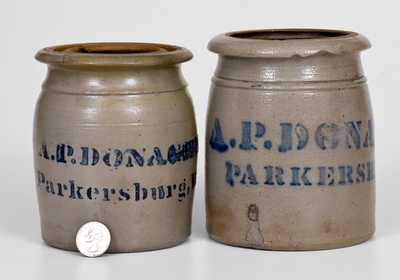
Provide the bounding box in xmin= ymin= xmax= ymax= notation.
xmin=230 ymin=30 xmax=351 ymax=40
xmin=53 ymin=43 xmax=175 ymax=54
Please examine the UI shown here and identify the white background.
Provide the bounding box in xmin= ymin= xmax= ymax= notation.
xmin=0 ymin=0 xmax=399 ymax=279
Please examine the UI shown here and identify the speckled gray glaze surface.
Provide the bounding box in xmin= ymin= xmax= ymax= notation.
xmin=206 ymin=29 xmax=375 ymax=250
xmin=34 ymin=42 xmax=198 ymax=252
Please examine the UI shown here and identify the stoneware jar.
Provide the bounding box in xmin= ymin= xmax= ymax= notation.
xmin=206 ymin=29 xmax=374 ymax=250
xmin=34 ymin=42 xmax=198 ymax=252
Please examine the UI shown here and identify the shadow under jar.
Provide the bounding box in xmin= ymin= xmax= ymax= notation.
xmin=34 ymin=42 xmax=198 ymax=252
xmin=206 ymin=29 xmax=375 ymax=250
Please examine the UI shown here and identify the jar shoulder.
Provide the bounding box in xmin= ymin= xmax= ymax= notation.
xmin=34 ymin=89 xmax=195 ymax=128
xmin=207 ymin=83 xmax=373 ymax=122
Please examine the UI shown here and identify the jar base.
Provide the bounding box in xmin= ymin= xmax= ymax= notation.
xmin=208 ymin=232 xmax=374 ymax=251
xmin=42 ymin=236 xmax=190 ymax=253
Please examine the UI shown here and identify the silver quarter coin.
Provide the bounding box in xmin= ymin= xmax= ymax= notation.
xmin=76 ymin=221 xmax=111 ymax=257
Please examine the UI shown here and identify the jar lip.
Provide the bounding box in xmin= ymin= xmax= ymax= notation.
xmin=35 ymin=42 xmax=193 ymax=67
xmin=208 ymin=29 xmax=371 ymax=58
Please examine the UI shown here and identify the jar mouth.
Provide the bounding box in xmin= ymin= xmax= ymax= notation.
xmin=36 ymin=42 xmax=193 ymax=67
xmin=229 ymin=29 xmax=351 ymax=40
xmin=209 ymin=28 xmax=371 ymax=58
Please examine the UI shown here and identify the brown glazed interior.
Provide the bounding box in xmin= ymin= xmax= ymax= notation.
xmin=54 ymin=43 xmax=172 ymax=54
xmin=230 ymin=29 xmax=352 ymax=40
xmin=36 ymin=42 xmax=192 ymax=66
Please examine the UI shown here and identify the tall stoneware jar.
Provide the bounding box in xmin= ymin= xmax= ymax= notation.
xmin=34 ymin=43 xmax=198 ymax=252
xmin=206 ymin=29 xmax=374 ymax=250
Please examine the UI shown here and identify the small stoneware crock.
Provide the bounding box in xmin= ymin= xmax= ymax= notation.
xmin=34 ymin=42 xmax=198 ymax=252
xmin=206 ymin=29 xmax=374 ymax=250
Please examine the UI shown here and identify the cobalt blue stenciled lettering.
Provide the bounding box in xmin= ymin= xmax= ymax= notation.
xmin=209 ymin=119 xmax=374 ymax=153
xmin=38 ymin=137 xmax=198 ymax=169
xmin=209 ymin=118 xmax=375 ymax=189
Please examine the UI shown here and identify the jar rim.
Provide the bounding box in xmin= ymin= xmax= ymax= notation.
xmin=35 ymin=42 xmax=193 ymax=67
xmin=208 ymin=29 xmax=371 ymax=58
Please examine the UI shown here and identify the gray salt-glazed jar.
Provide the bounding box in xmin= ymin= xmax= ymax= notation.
xmin=34 ymin=42 xmax=198 ymax=252
xmin=206 ymin=29 xmax=375 ymax=250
